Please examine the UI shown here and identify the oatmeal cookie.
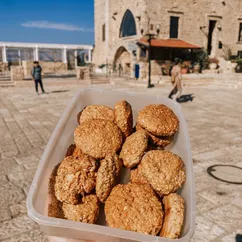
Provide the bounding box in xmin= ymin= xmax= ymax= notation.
xmin=105 ymin=183 xmax=163 ymax=235
xmin=96 ymin=156 xmax=117 ymax=203
xmin=130 ymin=165 xmax=149 ymax=185
xmin=55 ymin=155 xmax=97 ymax=205
xmin=136 ymin=124 xmax=173 ymax=148
xmin=120 ymin=130 xmax=149 ymax=168
xmin=160 ymin=193 xmax=185 ymax=239
xmin=137 ymin=104 xmax=179 ymax=136
xmin=48 ymin=163 xmax=64 ymax=218
xmin=74 ymin=119 xmax=123 ymax=159
xmin=114 ymin=100 xmax=133 ymax=138
xmin=62 ymin=195 xmax=99 ymax=224
xmin=141 ymin=150 xmax=186 ymax=196
xmin=78 ymin=105 xmax=114 ymax=124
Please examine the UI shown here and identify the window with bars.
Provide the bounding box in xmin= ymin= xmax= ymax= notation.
xmin=170 ymin=16 xmax=179 ymax=39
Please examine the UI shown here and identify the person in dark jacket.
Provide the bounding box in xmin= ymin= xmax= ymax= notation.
xmin=32 ymin=61 xmax=45 ymax=94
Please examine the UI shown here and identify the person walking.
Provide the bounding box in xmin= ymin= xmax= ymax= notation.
xmin=168 ymin=58 xmax=182 ymax=101
xmin=32 ymin=61 xmax=45 ymax=95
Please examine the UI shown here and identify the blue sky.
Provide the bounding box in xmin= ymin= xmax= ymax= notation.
xmin=0 ymin=0 xmax=94 ymax=45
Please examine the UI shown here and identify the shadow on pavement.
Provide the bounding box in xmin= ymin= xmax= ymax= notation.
xmin=50 ymin=90 xmax=70 ymax=94
xmin=177 ymin=94 xmax=195 ymax=103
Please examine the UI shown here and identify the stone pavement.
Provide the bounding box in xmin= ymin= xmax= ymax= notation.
xmin=0 ymin=77 xmax=242 ymax=242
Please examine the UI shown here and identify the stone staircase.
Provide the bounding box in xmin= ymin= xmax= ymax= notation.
xmin=0 ymin=71 xmax=15 ymax=87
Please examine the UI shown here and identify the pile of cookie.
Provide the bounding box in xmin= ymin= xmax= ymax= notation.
xmin=48 ymin=101 xmax=186 ymax=239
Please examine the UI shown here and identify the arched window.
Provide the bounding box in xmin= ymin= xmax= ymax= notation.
xmin=120 ymin=10 xmax=137 ymax=38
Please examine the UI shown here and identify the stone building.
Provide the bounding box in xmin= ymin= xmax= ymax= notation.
xmin=93 ymin=0 xmax=242 ymax=78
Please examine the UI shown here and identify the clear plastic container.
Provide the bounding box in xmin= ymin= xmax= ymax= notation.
xmin=27 ymin=88 xmax=196 ymax=242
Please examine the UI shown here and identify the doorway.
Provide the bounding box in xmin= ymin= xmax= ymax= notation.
xmin=207 ymin=20 xmax=217 ymax=55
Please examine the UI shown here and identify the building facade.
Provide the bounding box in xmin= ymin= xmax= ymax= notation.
xmin=93 ymin=0 xmax=242 ymax=77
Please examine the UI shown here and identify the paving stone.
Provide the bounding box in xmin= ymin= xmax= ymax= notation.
xmin=0 ymin=208 xmax=11 ymax=222
xmin=196 ymin=195 xmax=218 ymax=215
xmin=191 ymin=216 xmax=225 ymax=242
xmin=4 ymin=230 xmax=48 ymax=242
xmin=9 ymin=200 xmax=27 ymax=218
xmin=0 ymin=215 xmax=38 ymax=240
xmin=0 ymin=183 xmax=25 ymax=208
xmin=204 ymin=204 xmax=242 ymax=231
xmin=220 ymin=229 xmax=242 ymax=242
xmin=15 ymin=154 xmax=40 ymax=170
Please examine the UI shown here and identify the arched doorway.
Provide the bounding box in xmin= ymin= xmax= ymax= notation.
xmin=113 ymin=46 xmax=132 ymax=76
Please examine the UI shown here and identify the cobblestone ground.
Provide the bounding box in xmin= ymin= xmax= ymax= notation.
xmin=0 ymin=78 xmax=242 ymax=242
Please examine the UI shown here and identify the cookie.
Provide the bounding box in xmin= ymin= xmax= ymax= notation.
xmin=78 ymin=105 xmax=114 ymax=124
xmin=136 ymin=124 xmax=173 ymax=148
xmin=114 ymin=100 xmax=133 ymax=138
xmin=55 ymin=155 xmax=97 ymax=205
xmin=119 ymin=130 xmax=149 ymax=168
xmin=105 ymin=183 xmax=164 ymax=235
xmin=48 ymin=163 xmax=64 ymax=219
xmin=130 ymin=165 xmax=149 ymax=185
xmin=62 ymin=195 xmax=99 ymax=224
xmin=141 ymin=150 xmax=186 ymax=196
xmin=112 ymin=154 xmax=123 ymax=177
xmin=160 ymin=193 xmax=185 ymax=239
xmin=96 ymin=156 xmax=117 ymax=203
xmin=74 ymin=119 xmax=123 ymax=159
xmin=137 ymin=104 xmax=179 ymax=136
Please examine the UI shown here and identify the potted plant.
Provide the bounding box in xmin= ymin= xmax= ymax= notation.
xmin=235 ymin=59 xmax=242 ymax=73
xmin=181 ymin=63 xmax=190 ymax=74
xmin=195 ymin=49 xmax=209 ymax=73
xmin=209 ymin=58 xmax=219 ymax=70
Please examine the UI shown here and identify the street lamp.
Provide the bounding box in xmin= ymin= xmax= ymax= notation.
xmin=140 ymin=24 xmax=160 ymax=88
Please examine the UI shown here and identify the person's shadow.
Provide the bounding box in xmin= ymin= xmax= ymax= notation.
xmin=177 ymin=94 xmax=195 ymax=103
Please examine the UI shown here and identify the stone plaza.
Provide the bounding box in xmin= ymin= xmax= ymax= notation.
xmin=0 ymin=75 xmax=242 ymax=242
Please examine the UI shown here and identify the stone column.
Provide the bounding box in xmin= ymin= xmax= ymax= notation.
xmin=74 ymin=50 xmax=78 ymax=67
xmin=2 ymin=45 xmax=8 ymax=63
xmin=34 ymin=46 xmax=39 ymax=61
xmin=63 ymin=47 xmax=67 ymax=63
xmin=18 ymin=49 xmax=21 ymax=66
xmin=88 ymin=49 xmax=92 ymax=63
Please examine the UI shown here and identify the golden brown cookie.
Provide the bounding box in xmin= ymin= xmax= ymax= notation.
xmin=96 ymin=156 xmax=117 ymax=203
xmin=62 ymin=195 xmax=99 ymax=224
xmin=136 ymin=124 xmax=173 ymax=148
xmin=55 ymin=155 xmax=97 ymax=205
xmin=119 ymin=130 xmax=149 ymax=168
xmin=137 ymin=104 xmax=179 ymax=136
xmin=160 ymin=193 xmax=185 ymax=239
xmin=105 ymin=183 xmax=164 ymax=235
xmin=48 ymin=164 xmax=64 ymax=219
xmin=141 ymin=150 xmax=186 ymax=196
xmin=114 ymin=100 xmax=133 ymax=138
xmin=130 ymin=165 xmax=150 ymax=185
xmin=74 ymin=120 xmax=123 ymax=159
xmin=78 ymin=105 xmax=114 ymax=124
xmin=113 ymin=154 xmax=123 ymax=177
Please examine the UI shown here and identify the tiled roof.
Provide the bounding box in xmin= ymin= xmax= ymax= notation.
xmin=138 ymin=38 xmax=201 ymax=49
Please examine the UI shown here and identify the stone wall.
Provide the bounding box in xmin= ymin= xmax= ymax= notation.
xmin=22 ymin=61 xmax=68 ymax=78
xmin=0 ymin=62 xmax=8 ymax=72
xmin=94 ymin=0 xmax=242 ymax=77
xmin=11 ymin=66 xmax=24 ymax=81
